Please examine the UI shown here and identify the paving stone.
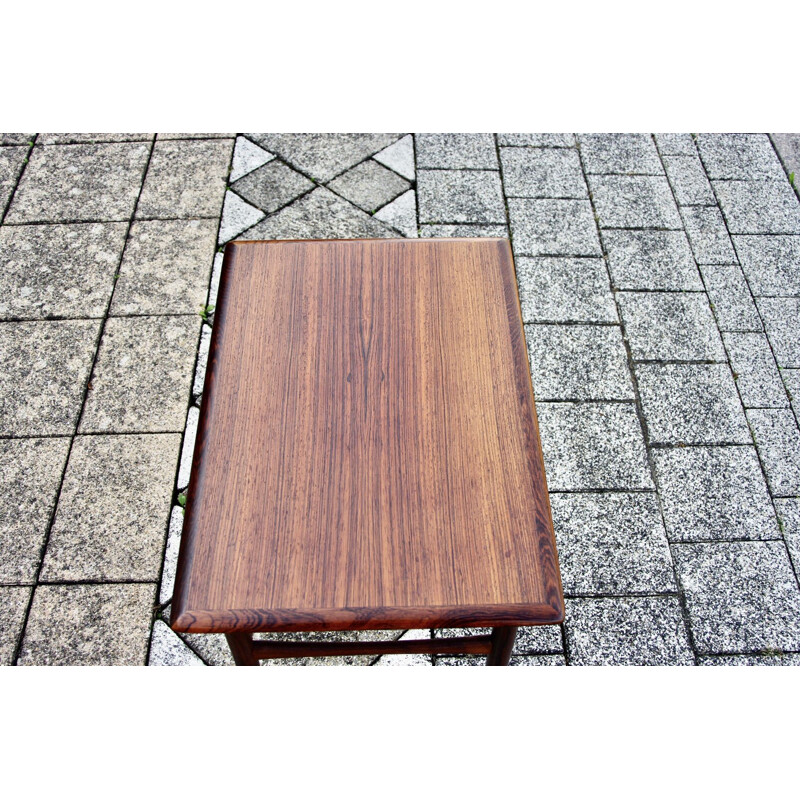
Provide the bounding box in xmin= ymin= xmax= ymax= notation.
xmin=515 ymin=257 xmax=617 ymax=323
xmin=0 ymin=586 xmax=31 ymax=665
xmin=1 ymin=133 xmax=34 ymax=145
xmin=663 ymin=155 xmax=716 ymax=205
xmin=508 ymin=655 xmax=566 ymax=666
xmin=0 ymin=437 xmax=70 ymax=583
xmin=415 ymin=133 xmax=497 ymax=169
xmin=774 ymin=498 xmax=800 ymax=580
xmin=79 ymin=315 xmax=200 ymax=433
xmin=636 ymin=363 xmax=750 ymax=444
xmin=207 ymin=252 xmax=223 ymax=307
xmin=217 ymin=190 xmax=265 ymax=244
xmin=137 ymin=139 xmax=232 ymax=219
xmin=0 ymin=222 xmax=127 ymax=320
xmin=376 ymin=653 xmax=434 ymax=666
xmin=41 ymin=433 xmax=179 ymax=581
xmin=680 ymin=206 xmax=737 ymax=263
xmin=723 ymin=332 xmax=788 ymax=408
xmin=246 ymin=133 xmax=402 ymax=182
xmin=733 ymin=235 xmax=800 ymax=296
xmin=579 ymin=133 xmax=662 ymax=175
xmin=373 ymin=134 xmax=415 ymax=180
xmin=602 ymin=229 xmax=702 ymax=290
xmin=417 ymin=170 xmax=505 ymax=224
xmin=550 ymin=493 xmax=675 ymax=595
xmin=433 ymin=656 xmax=486 ymax=666
xmin=618 ymin=291 xmax=725 ymax=362
xmin=746 ymin=409 xmax=800 ymax=496
xmin=500 ymin=147 xmax=586 ymax=198
xmin=498 ymin=134 xmax=575 ymax=147
xmin=149 ymin=620 xmax=205 ymax=666
xmin=565 ymin=597 xmax=694 ymax=666
xmin=0 ymin=319 xmax=100 ymax=436
xmin=434 ymin=625 xmax=562 ymax=653
xmin=418 ymin=224 xmax=508 ymax=238
xmin=654 ymin=133 xmax=697 ymax=156
xmin=0 ymin=146 xmax=28 ymax=214
xmin=177 ymin=630 xmax=235 ymax=666
xmin=714 ymin=179 xmax=800 ymax=234
xmin=782 ymin=369 xmax=800 ymax=405
xmin=193 ymin=323 xmax=212 ymax=400
xmin=19 ymin=583 xmax=155 ymax=665
xmin=588 ymin=175 xmax=681 ymax=229
xmin=674 ymin=541 xmax=800 ymax=654
xmin=255 ymin=628 xmax=395 ymax=666
xmin=700 ymin=264 xmax=762 ymax=331
xmin=770 ymin=133 xmax=800 ymax=196
xmin=243 ymin=187 xmax=396 ymax=240
xmin=5 ymin=143 xmax=150 ymax=223
xmin=696 ymin=134 xmax=786 ymax=181
xmin=653 ymin=446 xmax=779 ymax=542
xmin=160 ymin=506 xmax=184 ymax=605
xmin=177 ymin=406 xmax=199 ymax=491
xmin=536 ymin=402 xmax=652 ymax=490
xmin=111 ymin=219 xmax=217 ymax=315
xmin=229 ymin=136 xmax=275 ymax=182
xmin=328 ymin=160 xmax=410 ymax=213
xmin=230 ymin=160 xmax=314 ymax=214
xmin=525 ymin=323 xmax=633 ymax=400
xmin=507 ymin=199 xmax=601 ymax=256
xmin=698 ymin=654 xmax=800 ymax=665
xmin=38 ymin=133 xmax=153 ymax=144
xmin=374 ymin=190 xmax=418 ymax=237
xmin=756 ymin=297 xmax=800 ymax=366
xmin=157 ymin=133 xmax=235 ymax=140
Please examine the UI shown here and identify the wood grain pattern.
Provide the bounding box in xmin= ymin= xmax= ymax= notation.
xmin=171 ymin=238 xmax=563 ymax=634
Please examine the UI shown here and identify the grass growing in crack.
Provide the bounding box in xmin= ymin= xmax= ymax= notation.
xmin=199 ymin=304 xmax=215 ymax=322
xmin=790 ymin=172 xmax=796 ymax=188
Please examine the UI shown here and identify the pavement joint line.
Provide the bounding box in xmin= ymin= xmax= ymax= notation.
xmin=0 ymin=134 xmax=37 ymax=225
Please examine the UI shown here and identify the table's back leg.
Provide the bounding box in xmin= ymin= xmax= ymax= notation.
xmin=226 ymin=633 xmax=259 ymax=665
xmin=486 ymin=626 xmax=518 ymax=666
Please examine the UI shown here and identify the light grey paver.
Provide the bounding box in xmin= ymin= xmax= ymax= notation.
xmin=537 ymin=402 xmax=652 ymax=490
xmin=230 ymin=160 xmax=314 ymax=214
xmin=415 ymin=133 xmax=497 ymax=169
xmin=674 ymin=541 xmax=800 ymax=654
xmin=157 ymin=133 xmax=235 ymax=140
xmin=663 ymin=155 xmax=716 ymax=205
xmin=41 ymin=433 xmax=180 ymax=581
xmin=507 ymin=199 xmax=601 ymax=255
xmin=617 ymin=291 xmax=725 ymax=361
xmin=176 ymin=628 xmax=235 ymax=666
xmin=79 ymin=315 xmax=200 ymax=433
xmin=509 ymin=655 xmax=566 ymax=666
xmin=0 ymin=587 xmax=31 ymax=665
xmin=38 ymin=133 xmax=153 ymax=145
xmin=374 ymin=190 xmax=417 ymax=238
xmin=525 ymin=323 xmax=633 ymax=400
xmin=756 ymin=297 xmax=800 ymax=366
xmin=327 ymin=160 xmax=410 ymax=213
xmin=229 ymin=136 xmax=274 ymax=182
xmin=0 ymin=146 xmax=28 ymax=214
xmin=588 ymin=175 xmax=681 ymax=229
xmin=565 ymin=597 xmax=694 ymax=666
xmin=653 ymin=446 xmax=779 ymax=542
xmin=160 ymin=506 xmax=184 ymax=605
xmin=499 ymin=147 xmax=587 ymax=198
xmin=434 ymin=625 xmax=562 ymax=653
xmin=0 ymin=319 xmax=100 ymax=436
xmin=723 ymin=332 xmax=788 ymax=408
xmin=111 ymin=219 xmax=217 ymax=315
xmin=782 ymin=369 xmax=800 ymax=405
xmin=680 ymin=206 xmax=737 ymax=263
xmin=654 ymin=133 xmax=696 ymax=156
xmin=207 ymin=252 xmax=223 ymax=307
xmin=0 ymin=222 xmax=127 ymax=320
xmin=417 ymin=170 xmax=505 ymax=224
xmin=698 ymin=654 xmax=800 ymax=665
xmin=770 ymin=133 xmax=800 ymax=197
xmin=0 ymin=437 xmax=70 ymax=583
xmin=418 ymin=224 xmax=507 ymax=238
xmin=550 ymin=492 xmax=676 ymax=595
xmin=695 ymin=134 xmax=786 ymax=181
xmin=0 ymin=133 xmax=34 ymax=145
xmin=636 ymin=363 xmax=751 ymax=444
xmin=579 ymin=133 xmax=663 ymax=175
xmin=734 ymin=235 xmax=800 ymax=297
xmin=714 ymin=179 xmax=800 ymax=234
xmin=498 ymin=133 xmax=575 ymax=147
xmin=148 ymin=620 xmax=204 ymax=666
xmin=177 ymin=406 xmax=199 ymax=490
xmin=192 ymin=323 xmax=212 ymax=401
xmin=373 ymin=134 xmax=415 ymax=180
xmin=217 ymin=191 xmax=265 ymax=244
xmin=774 ymin=498 xmax=800 ymax=581
xmin=746 ymin=409 xmax=800 ymax=496
xmin=700 ymin=264 xmax=762 ymax=332
xmin=19 ymin=583 xmax=155 ymax=665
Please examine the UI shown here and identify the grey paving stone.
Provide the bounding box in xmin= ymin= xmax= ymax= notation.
xmin=700 ymin=264 xmax=762 ymax=332
xmin=723 ymin=332 xmax=788 ymax=408
xmin=255 ymin=628 xmax=396 ymax=667
xmin=433 ymin=625 xmax=562 ymax=654
xmin=193 ymin=324 xmax=212 ymax=401
xmin=417 ymin=170 xmax=505 ymax=224
xmin=418 ymin=224 xmax=508 ymax=238
xmin=374 ymin=190 xmax=417 ymax=237
xmin=696 ymin=134 xmax=786 ymax=181
xmin=733 ymin=235 xmax=800 ymax=296
xmin=499 ymin=147 xmax=586 ymax=198
xmin=653 ymin=446 xmax=779 ymax=542
xmin=663 ymin=156 xmax=716 ymax=205
xmin=774 ymin=498 xmax=800 ymax=581
xmin=327 ymin=160 xmax=410 ymax=213
xmin=509 ymin=655 xmax=566 ymax=666
xmin=579 ymin=133 xmax=662 ymax=175
xmin=770 ymin=133 xmax=800 ymax=197
xmin=176 ymin=630 xmax=235 ymax=666
xmin=515 ymin=257 xmax=617 ymax=323
xmin=433 ymin=656 xmax=486 ymax=666
xmin=680 ymin=206 xmax=737 ymax=264
xmin=550 ymin=493 xmax=676 ymax=595
xmin=0 ymin=133 xmax=34 ymax=145
xmin=525 ymin=323 xmax=633 ymax=400
xmin=756 ymin=297 xmax=800 ymax=366
xmin=0 ymin=586 xmax=31 ymax=665
xmin=373 ymin=134 xmax=415 ymax=180
xmin=654 ymin=133 xmax=697 ymax=156
xmin=217 ymin=191 xmax=264 ymax=244
xmin=38 ymin=133 xmax=153 ymax=144
xmin=18 ymin=583 xmax=155 ymax=665
xmin=602 ymin=229 xmax=702 ymax=290
xmin=111 ymin=219 xmax=217 ymax=316
xmin=0 ymin=437 xmax=70 ymax=583
xmin=565 ymin=597 xmax=694 ymax=666
xmin=507 ymin=199 xmax=601 ymax=256
xmin=207 ymin=252 xmax=223 ymax=307
xmin=41 ymin=433 xmax=179 ymax=581
xmin=0 ymin=222 xmax=127 ymax=320
xmin=5 ymin=143 xmax=150 ymax=223
xmin=246 ymin=133 xmax=402 ymax=182
xmin=618 ymin=291 xmax=725 ymax=361
xmin=160 ymin=506 xmax=184 ymax=605
xmin=636 ymin=363 xmax=750 ymax=444
xmin=415 ymin=133 xmax=497 ymax=169
xmin=0 ymin=319 xmax=100 ymax=436
xmin=714 ymin=180 xmax=800 ymax=234
xmin=229 ymin=136 xmax=274 ymax=182
xmin=149 ymin=620 xmax=204 ymax=666
xmin=588 ymin=175 xmax=681 ymax=229
xmin=230 ymin=160 xmax=314 ymax=214
xmin=243 ymin=187 xmax=396 ymax=240
xmin=746 ymin=409 xmax=800 ymax=496
xmin=157 ymin=133 xmax=235 ymax=140
xmin=782 ymin=369 xmax=800 ymax=405
xmin=674 ymin=541 xmax=800 ymax=654
xmin=79 ymin=315 xmax=200 ymax=433
xmin=177 ymin=406 xmax=199 ymax=491
xmin=498 ymin=134 xmax=575 ymax=147
xmin=0 ymin=146 xmax=28 ymax=214
xmin=536 ymin=402 xmax=652 ymax=490
xmin=137 ymin=139 xmax=232 ymax=219
xmin=698 ymin=654 xmax=800 ymax=665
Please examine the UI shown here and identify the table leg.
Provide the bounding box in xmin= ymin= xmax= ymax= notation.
xmin=226 ymin=633 xmax=259 ymax=666
xmin=486 ymin=626 xmax=517 ymax=666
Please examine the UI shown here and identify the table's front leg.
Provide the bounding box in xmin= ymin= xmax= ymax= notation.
xmin=226 ymin=633 xmax=259 ymax=665
xmin=486 ymin=626 xmax=518 ymax=666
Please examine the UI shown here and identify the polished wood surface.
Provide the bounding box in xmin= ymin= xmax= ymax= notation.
xmin=172 ymin=238 xmax=563 ymax=634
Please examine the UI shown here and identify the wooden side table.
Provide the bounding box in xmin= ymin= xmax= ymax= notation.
xmin=171 ymin=238 xmax=564 ymax=665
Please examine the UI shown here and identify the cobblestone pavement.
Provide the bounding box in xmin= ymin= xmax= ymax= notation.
xmin=2 ymin=133 xmax=800 ymax=666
